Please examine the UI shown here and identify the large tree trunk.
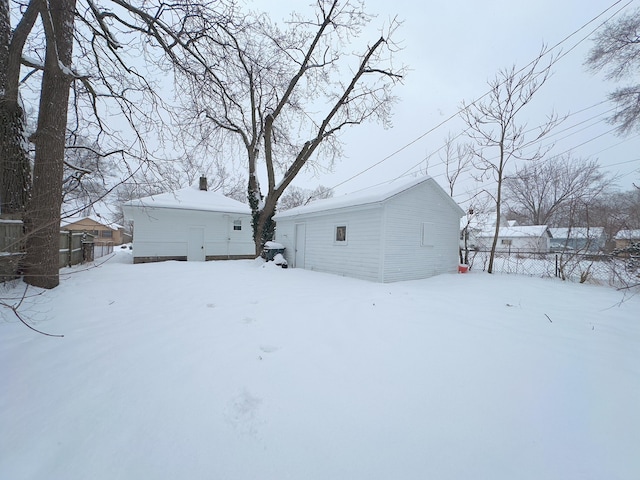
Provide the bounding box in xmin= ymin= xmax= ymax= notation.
xmin=248 ymin=180 xmax=277 ymax=256
xmin=0 ymin=0 xmax=32 ymax=217
xmin=0 ymin=103 xmax=30 ymax=216
xmin=23 ymin=0 xmax=75 ymax=289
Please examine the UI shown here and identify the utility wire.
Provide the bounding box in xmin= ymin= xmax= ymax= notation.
xmin=327 ymin=0 xmax=635 ymax=194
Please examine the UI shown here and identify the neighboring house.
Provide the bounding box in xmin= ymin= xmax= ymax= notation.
xmin=549 ymin=227 xmax=606 ymax=252
xmin=273 ymin=176 xmax=465 ymax=283
xmin=461 ymin=213 xmax=517 ymax=250
xmin=475 ymin=225 xmax=552 ymax=253
xmin=613 ymin=229 xmax=640 ymax=250
xmin=61 ymin=216 xmax=126 ymax=246
xmin=122 ymin=178 xmax=255 ymax=264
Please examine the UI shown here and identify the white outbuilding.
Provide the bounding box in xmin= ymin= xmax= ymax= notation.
xmin=273 ymin=176 xmax=465 ymax=282
xmin=474 ymin=225 xmax=552 ymax=253
xmin=123 ymin=178 xmax=255 ymax=263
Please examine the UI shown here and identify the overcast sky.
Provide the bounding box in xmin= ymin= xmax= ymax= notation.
xmin=247 ymin=0 xmax=640 ymax=203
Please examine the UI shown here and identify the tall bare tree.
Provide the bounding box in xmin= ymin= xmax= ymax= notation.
xmin=586 ymin=7 xmax=640 ymax=134
xmin=504 ymin=155 xmax=613 ymax=226
xmin=22 ymin=0 xmax=77 ymax=289
xmin=175 ymin=0 xmax=404 ymax=253
xmin=440 ymin=133 xmax=473 ymax=197
xmin=278 ymin=185 xmax=334 ymax=211
xmin=460 ymin=52 xmax=560 ymax=273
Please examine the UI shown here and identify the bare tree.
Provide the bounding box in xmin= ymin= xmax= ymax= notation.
xmin=440 ymin=133 xmax=473 ymax=197
xmin=279 ymin=185 xmax=334 ymax=211
xmin=504 ymin=155 xmax=613 ymax=226
xmin=586 ymin=7 xmax=640 ymax=134
xmin=582 ymin=188 xmax=640 ymax=248
xmin=460 ymin=52 xmax=560 ymax=273
xmin=175 ymin=0 xmax=404 ymax=253
xmin=22 ymin=0 xmax=77 ymax=289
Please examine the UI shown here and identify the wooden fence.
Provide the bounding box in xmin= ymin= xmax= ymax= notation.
xmin=59 ymin=230 xmax=96 ymax=268
xmin=0 ymin=221 xmax=105 ymax=281
xmin=0 ymin=220 xmax=25 ymax=282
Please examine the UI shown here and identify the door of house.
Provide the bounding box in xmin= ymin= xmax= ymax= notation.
xmin=187 ymin=227 xmax=205 ymax=261
xmin=294 ymin=223 xmax=306 ymax=268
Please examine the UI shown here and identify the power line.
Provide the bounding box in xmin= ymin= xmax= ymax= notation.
xmin=381 ymin=99 xmax=619 ymax=188
xmin=328 ymin=0 xmax=635 ymax=194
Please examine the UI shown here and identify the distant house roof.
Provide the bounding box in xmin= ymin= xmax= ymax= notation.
xmin=477 ymin=225 xmax=550 ymax=238
xmin=123 ymin=185 xmax=250 ymax=215
xmin=275 ymin=176 xmax=464 ymax=219
xmin=549 ymin=227 xmax=605 ymax=239
xmin=61 ymin=215 xmax=123 ymax=230
xmin=614 ymin=229 xmax=640 ymax=240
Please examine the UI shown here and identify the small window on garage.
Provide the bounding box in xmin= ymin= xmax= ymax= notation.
xmin=101 ymin=230 xmax=113 ymax=238
xmin=422 ymin=222 xmax=434 ymax=247
xmin=233 ymin=220 xmax=242 ymax=231
xmin=335 ymin=225 xmax=347 ymax=243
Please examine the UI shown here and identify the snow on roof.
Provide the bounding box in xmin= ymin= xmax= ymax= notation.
xmin=123 ymin=185 xmax=250 ymax=215
xmin=61 ymin=215 xmax=123 ymax=230
xmin=549 ymin=227 xmax=604 ymax=239
xmin=477 ymin=225 xmax=550 ymax=238
xmin=614 ymin=229 xmax=640 ymax=240
xmin=275 ymin=176 xmax=462 ymax=219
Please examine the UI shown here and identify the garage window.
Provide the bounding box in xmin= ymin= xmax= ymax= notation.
xmin=421 ymin=223 xmax=434 ymax=247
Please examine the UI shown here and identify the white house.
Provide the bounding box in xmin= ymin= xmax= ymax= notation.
xmin=475 ymin=225 xmax=552 ymax=253
xmin=549 ymin=227 xmax=606 ymax=252
xmin=273 ymin=176 xmax=465 ymax=283
xmin=122 ymin=179 xmax=255 ymax=264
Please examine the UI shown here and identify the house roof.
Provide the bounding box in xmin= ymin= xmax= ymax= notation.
xmin=275 ymin=176 xmax=464 ymax=219
xmin=614 ymin=229 xmax=640 ymax=240
xmin=123 ymin=185 xmax=250 ymax=215
xmin=549 ymin=227 xmax=605 ymax=239
xmin=477 ymin=225 xmax=550 ymax=238
xmin=61 ymin=215 xmax=123 ymax=230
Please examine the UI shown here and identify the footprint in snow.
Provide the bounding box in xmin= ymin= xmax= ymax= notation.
xmin=225 ymin=389 xmax=263 ymax=436
xmin=259 ymin=345 xmax=279 ymax=353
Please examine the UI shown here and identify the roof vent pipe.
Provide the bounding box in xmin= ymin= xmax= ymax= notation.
xmin=199 ymin=176 xmax=208 ymax=191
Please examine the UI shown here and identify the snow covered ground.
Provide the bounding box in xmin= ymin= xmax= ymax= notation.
xmin=1 ymin=248 xmax=639 ymax=480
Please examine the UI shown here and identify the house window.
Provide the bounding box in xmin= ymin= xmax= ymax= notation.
xmin=422 ymin=222 xmax=435 ymax=247
xmin=335 ymin=225 xmax=347 ymax=243
xmin=101 ymin=230 xmax=113 ymax=238
xmin=233 ymin=220 xmax=242 ymax=231
xmin=501 ymin=239 xmax=512 ymax=246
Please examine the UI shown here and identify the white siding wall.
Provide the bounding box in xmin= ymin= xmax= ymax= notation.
xmin=381 ymin=184 xmax=460 ymax=282
xmin=274 ymin=221 xmax=296 ymax=263
xmin=274 ymin=180 xmax=463 ymax=283
xmin=276 ymin=207 xmax=384 ymax=282
xmin=130 ymin=207 xmax=254 ymax=259
xmin=478 ymin=236 xmax=548 ymax=252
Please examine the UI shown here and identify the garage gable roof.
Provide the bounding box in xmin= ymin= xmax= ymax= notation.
xmin=275 ymin=176 xmax=464 ymax=219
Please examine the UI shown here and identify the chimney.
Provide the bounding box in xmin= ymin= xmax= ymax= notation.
xmin=199 ymin=176 xmax=208 ymax=191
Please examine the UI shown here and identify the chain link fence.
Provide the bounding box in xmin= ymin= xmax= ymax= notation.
xmin=465 ymin=250 xmax=640 ymax=289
